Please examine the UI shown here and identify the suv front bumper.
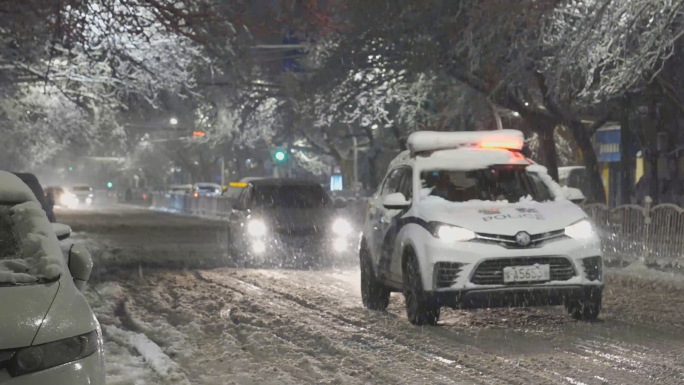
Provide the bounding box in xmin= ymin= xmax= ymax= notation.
xmin=416 ymin=235 xmax=603 ymax=297
xmin=432 ymin=284 xmax=602 ymax=309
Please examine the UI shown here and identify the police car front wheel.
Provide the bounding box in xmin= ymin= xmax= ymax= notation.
xmin=360 ymin=241 xmax=390 ymax=311
xmin=403 ymin=251 xmax=440 ymax=326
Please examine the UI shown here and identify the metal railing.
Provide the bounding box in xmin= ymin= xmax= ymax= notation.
xmin=585 ymin=198 xmax=684 ymax=263
xmin=150 ymin=193 xmax=370 ymax=224
xmin=151 ymin=193 xmax=234 ymax=218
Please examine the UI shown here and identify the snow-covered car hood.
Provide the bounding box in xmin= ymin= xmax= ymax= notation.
xmin=0 ymin=275 xmax=98 ymax=350
xmin=417 ymin=199 xmax=586 ymax=236
xmin=0 ymin=282 xmax=59 ymax=349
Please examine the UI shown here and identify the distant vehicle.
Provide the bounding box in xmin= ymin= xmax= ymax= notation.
xmin=168 ymin=184 xmax=193 ymax=195
xmin=228 ymin=178 xmax=352 ymax=268
xmin=0 ymin=171 xmax=105 ymax=384
xmin=360 ymin=130 xmax=603 ymax=325
xmin=69 ymin=184 xmax=94 ymax=206
xmin=558 ymin=166 xmax=589 ymax=201
xmin=44 ymin=186 xmax=66 ymax=207
xmin=224 ymin=177 xmax=264 ymax=199
xmin=192 ymin=182 xmax=222 ymax=197
xmin=11 ymin=173 xmax=56 ymax=222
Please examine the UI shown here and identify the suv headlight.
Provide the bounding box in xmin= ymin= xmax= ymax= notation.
xmin=332 ymin=218 xmax=352 ymax=236
xmin=247 ymin=219 xmax=267 ymax=237
xmin=6 ymin=330 xmax=101 ymax=377
xmin=433 ymin=224 xmax=476 ymax=242
xmin=564 ymin=219 xmax=594 ymax=239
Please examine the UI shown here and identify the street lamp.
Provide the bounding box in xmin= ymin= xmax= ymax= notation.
xmin=169 ymin=118 xmax=178 ymax=126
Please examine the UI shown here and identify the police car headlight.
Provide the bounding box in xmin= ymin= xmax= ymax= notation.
xmin=564 ymin=219 xmax=594 ymax=240
xmin=247 ymin=220 xmax=267 ymax=237
xmin=435 ymin=225 xmax=476 ymax=242
xmin=332 ymin=218 xmax=352 ymax=236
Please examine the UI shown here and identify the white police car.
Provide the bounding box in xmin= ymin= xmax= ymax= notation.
xmin=360 ymin=130 xmax=603 ymax=325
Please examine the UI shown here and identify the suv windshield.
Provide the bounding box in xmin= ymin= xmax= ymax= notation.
xmin=73 ymin=186 xmax=91 ymax=192
xmin=252 ymin=185 xmax=331 ymax=209
xmin=0 ymin=205 xmax=21 ymax=260
xmin=421 ymin=166 xmax=552 ymax=203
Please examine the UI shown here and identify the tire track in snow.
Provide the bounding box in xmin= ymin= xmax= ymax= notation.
xmin=199 ymin=269 xmax=568 ymax=385
xmin=202 ymin=268 xmax=684 ymax=385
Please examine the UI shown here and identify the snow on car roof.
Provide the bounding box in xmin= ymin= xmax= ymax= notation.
xmin=0 ymin=171 xmax=39 ymax=203
xmin=0 ymin=203 xmax=64 ymax=283
xmin=387 ymin=147 xmax=532 ymax=172
xmin=407 ymin=130 xmax=524 ymax=153
xmin=417 ymin=148 xmax=532 ymax=171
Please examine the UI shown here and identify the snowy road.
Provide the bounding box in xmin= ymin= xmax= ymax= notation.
xmin=58 ymin=205 xmax=684 ymax=384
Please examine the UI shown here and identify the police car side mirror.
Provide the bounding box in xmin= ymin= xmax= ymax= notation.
xmin=565 ymin=187 xmax=585 ymax=204
xmin=383 ymin=192 xmax=410 ymax=210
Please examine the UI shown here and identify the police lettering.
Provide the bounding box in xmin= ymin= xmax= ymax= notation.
xmin=482 ymin=213 xmax=544 ymax=222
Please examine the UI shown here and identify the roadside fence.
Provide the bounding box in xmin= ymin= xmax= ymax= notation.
xmin=584 ymin=197 xmax=684 ymax=264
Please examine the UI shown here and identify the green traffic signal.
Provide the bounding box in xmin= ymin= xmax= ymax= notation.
xmin=68 ymin=167 xmax=73 ymax=171
xmin=107 ymin=182 xmax=113 ymax=189
xmin=274 ymin=150 xmax=286 ymax=162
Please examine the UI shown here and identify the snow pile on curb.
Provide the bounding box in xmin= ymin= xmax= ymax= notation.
xmin=608 ymin=261 xmax=684 ymax=291
xmin=105 ymin=325 xmax=190 ymax=383
xmin=0 ymin=201 xmax=63 ymax=283
xmin=86 ymin=282 xmax=191 ymax=384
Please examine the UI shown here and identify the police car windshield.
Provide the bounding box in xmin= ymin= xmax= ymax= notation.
xmin=252 ymin=185 xmax=332 ymax=209
xmin=421 ymin=166 xmax=553 ymax=203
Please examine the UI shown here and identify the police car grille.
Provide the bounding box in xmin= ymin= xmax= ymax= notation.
xmin=473 ymin=230 xmax=566 ymax=248
xmin=471 ymin=256 xmax=576 ymax=285
xmin=434 ymin=262 xmax=463 ymax=289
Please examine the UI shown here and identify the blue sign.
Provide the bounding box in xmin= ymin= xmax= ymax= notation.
xmin=595 ymin=128 xmax=620 ymax=162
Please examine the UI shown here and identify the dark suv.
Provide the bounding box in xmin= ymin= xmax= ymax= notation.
xmin=228 ymin=179 xmax=353 ymax=268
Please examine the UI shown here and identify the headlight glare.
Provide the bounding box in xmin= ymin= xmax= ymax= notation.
xmin=8 ymin=330 xmax=100 ymax=377
xmin=436 ymin=225 xmax=476 ymax=242
xmin=332 ymin=218 xmax=352 ymax=236
xmin=247 ymin=220 xmax=267 ymax=237
xmin=564 ymin=219 xmax=594 ymax=239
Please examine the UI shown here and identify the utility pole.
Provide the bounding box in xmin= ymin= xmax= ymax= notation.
xmin=352 ymin=136 xmax=359 ymax=190
xmin=220 ymin=156 xmax=225 ymax=186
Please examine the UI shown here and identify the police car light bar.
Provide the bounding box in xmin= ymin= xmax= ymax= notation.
xmin=407 ymin=130 xmax=524 ymax=153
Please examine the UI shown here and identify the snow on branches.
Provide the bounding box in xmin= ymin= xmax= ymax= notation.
xmin=543 ymin=0 xmax=684 ymax=103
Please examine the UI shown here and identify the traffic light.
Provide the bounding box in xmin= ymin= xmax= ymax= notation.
xmin=68 ymin=167 xmax=73 ymax=171
xmin=273 ymin=149 xmax=287 ymax=162
xmin=107 ymin=182 xmax=113 ymax=189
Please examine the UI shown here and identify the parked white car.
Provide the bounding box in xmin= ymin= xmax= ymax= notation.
xmin=360 ymin=130 xmax=603 ymax=325
xmin=0 ymin=172 xmax=104 ymax=384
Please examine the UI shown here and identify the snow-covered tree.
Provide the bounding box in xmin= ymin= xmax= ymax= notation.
xmin=543 ymin=0 xmax=684 ymax=103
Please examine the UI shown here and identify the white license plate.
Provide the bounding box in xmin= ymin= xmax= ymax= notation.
xmin=503 ymin=264 xmax=550 ymax=283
